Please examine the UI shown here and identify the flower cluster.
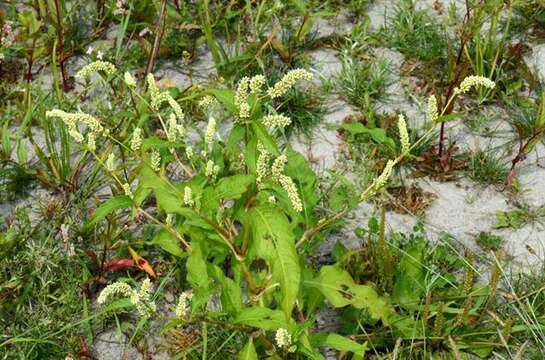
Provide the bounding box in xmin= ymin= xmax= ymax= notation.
xmin=124 ymin=71 xmax=136 ymax=87
xmin=198 ymin=95 xmax=218 ymax=110
xmin=279 ymin=175 xmax=303 ymax=212
xmin=75 ymin=61 xmax=116 ymax=80
xmin=205 ymin=117 xmax=216 ymax=146
xmin=167 ymin=96 xmax=184 ymax=122
xmin=256 ymin=144 xmax=271 ymax=188
xmin=267 ymin=69 xmax=312 ymax=99
xmin=175 ymin=291 xmax=193 ymax=319
xmin=46 ymin=109 xmax=103 ymax=145
xmin=234 ymin=77 xmax=251 ymax=120
xmin=454 ymin=75 xmax=495 ymax=95
xmin=150 ymin=149 xmax=161 ymax=171
xmin=97 ymin=282 xmax=133 ymax=303
xmin=167 ymin=114 xmax=178 ymax=142
xmin=249 ymin=75 xmax=266 ymax=94
xmin=87 ymin=132 xmax=96 ymax=151
xmin=166 ymin=109 xmax=186 ymax=144
xmin=106 ymin=153 xmax=115 ymax=172
xmin=123 ymin=183 xmax=133 ymax=198
xmin=234 ymin=74 xmax=268 ymax=120
xmin=375 ymin=160 xmax=395 ymax=190
xmin=183 ymin=186 xmax=194 ymax=206
xmin=147 ymin=73 xmax=170 ymax=110
xmin=275 ymin=328 xmax=292 ymax=349
xmin=255 ymin=149 xmax=302 ymax=212
xmin=262 ymin=114 xmax=292 ymax=129
xmin=114 ymin=0 xmax=129 ymax=15
xmin=427 ymin=94 xmax=438 ymax=122
xmin=97 ymin=278 xmax=156 ymax=317
xmin=133 ymin=278 xmax=156 ymax=316
xmin=271 ymin=155 xmax=287 ymax=179
xmin=130 ymin=127 xmax=143 ymax=151
xmin=46 ymin=110 xmax=103 ymax=133
xmin=397 ymin=114 xmax=410 ymax=153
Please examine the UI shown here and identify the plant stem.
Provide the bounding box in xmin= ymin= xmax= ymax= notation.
xmin=145 ymin=0 xmax=168 ymax=76
xmin=53 ymin=0 xmax=69 ymax=91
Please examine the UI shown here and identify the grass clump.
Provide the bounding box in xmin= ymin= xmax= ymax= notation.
xmin=1 ymin=209 xmax=85 ymax=359
xmin=466 ymin=148 xmax=509 ymax=186
xmin=336 ymin=53 xmax=390 ymax=110
xmin=384 ymin=0 xmax=447 ymax=62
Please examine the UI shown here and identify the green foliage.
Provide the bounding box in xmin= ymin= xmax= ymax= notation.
xmin=0 ymin=209 xmax=85 ymax=358
xmin=384 ymin=0 xmax=447 ymax=62
xmin=336 ymin=53 xmax=390 ymax=111
xmin=48 ymin=65 xmax=398 ymax=358
xmin=475 ymin=231 xmax=504 ymax=252
xmin=465 ymin=148 xmax=508 ymax=186
xmin=337 ymin=221 xmax=537 ymax=358
xmin=2 ymin=1 xmax=544 ymax=358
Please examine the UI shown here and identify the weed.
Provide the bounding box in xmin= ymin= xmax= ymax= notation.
xmin=336 ymin=52 xmax=390 ymax=110
xmin=339 ymin=219 xmax=542 ymax=358
xmin=386 ymin=184 xmax=437 ymax=216
xmin=0 ymin=160 xmax=35 ymax=201
xmin=475 ymin=231 xmax=504 ymax=252
xmin=1 ymin=209 xmax=85 ymax=358
xmin=465 ymin=148 xmax=509 ymax=186
xmin=1 ymin=1 xmax=544 ymax=358
xmin=493 ymin=205 xmax=545 ymax=230
xmin=384 ymin=0 xmax=447 ymax=62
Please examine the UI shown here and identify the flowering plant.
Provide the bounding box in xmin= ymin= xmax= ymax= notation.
xmin=47 ymin=60 xmax=492 ymax=357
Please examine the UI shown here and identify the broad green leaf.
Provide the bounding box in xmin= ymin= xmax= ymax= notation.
xmin=313 ymin=266 xmax=389 ymax=324
xmin=187 ymin=244 xmax=209 ymax=311
xmin=251 ymin=122 xmax=279 ymax=156
xmin=285 ymin=150 xmax=319 ymax=220
xmin=237 ymin=338 xmax=258 ymax=360
xmin=297 ymin=333 xmax=325 ymax=360
xmin=314 ymin=265 xmax=356 ymax=307
xmin=201 ymin=174 xmax=254 ymax=215
xmin=150 ymin=229 xmax=185 ymax=257
xmin=85 ymin=195 xmax=132 ymax=229
xmin=208 ymin=264 xmax=243 ymax=315
xmin=209 ymin=88 xmax=237 ymax=114
xmin=234 ymin=307 xmax=287 ymax=330
xmin=250 ymin=206 xmax=300 ymax=319
xmin=216 ymin=174 xmax=254 ymax=198
xmin=138 ymin=167 xmax=210 ymax=229
xmin=225 ymin=124 xmax=245 ymax=158
xmin=309 ymin=333 xmax=367 ymax=357
xmin=139 ymin=166 xmax=184 ymax=213
xmin=337 ymin=123 xmax=396 ymax=148
xmin=392 ymin=241 xmax=426 ymax=306
xmin=142 ymin=136 xmax=185 ymax=151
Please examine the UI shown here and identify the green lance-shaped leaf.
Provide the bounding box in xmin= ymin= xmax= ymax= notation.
xmin=249 ymin=206 xmax=301 ymax=320
xmin=207 ymin=263 xmax=243 ymax=316
xmin=84 ymin=195 xmax=132 ymax=229
xmin=233 ymin=307 xmax=288 ymax=331
xmin=309 ymin=333 xmax=367 ymax=358
xmin=150 ymin=228 xmax=185 ymax=257
xmin=312 ymin=265 xmax=389 ymax=324
xmin=187 ymin=243 xmax=210 ymax=311
xmin=237 ymin=338 xmax=258 ymax=360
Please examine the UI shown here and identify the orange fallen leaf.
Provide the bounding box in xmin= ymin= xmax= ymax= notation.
xmin=128 ymin=246 xmax=157 ymax=278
